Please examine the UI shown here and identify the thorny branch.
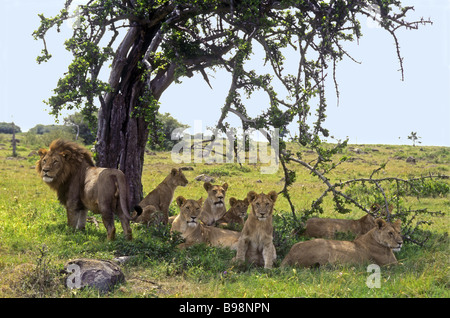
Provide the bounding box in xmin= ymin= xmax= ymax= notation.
xmin=281 ymin=150 xmax=448 ymax=245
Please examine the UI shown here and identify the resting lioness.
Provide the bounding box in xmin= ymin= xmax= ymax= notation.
xmin=134 ymin=168 xmax=188 ymax=225
xmin=216 ymin=197 xmax=249 ymax=230
xmin=199 ymin=182 xmax=228 ymax=226
xmin=233 ymin=191 xmax=278 ymax=269
xmin=281 ymin=219 xmax=403 ymax=268
xmin=171 ymin=196 xmax=241 ymax=250
xmin=303 ymin=203 xmax=393 ymax=239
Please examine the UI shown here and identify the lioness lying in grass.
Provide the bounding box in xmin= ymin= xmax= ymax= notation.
xmin=282 ymin=219 xmax=403 ymax=267
xmin=303 ymin=203 xmax=393 ymax=239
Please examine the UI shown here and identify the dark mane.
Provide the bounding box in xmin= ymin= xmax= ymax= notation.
xmin=48 ymin=139 xmax=95 ymax=167
xmin=37 ymin=139 xmax=95 ymax=201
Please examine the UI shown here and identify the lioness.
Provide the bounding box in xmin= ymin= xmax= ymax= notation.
xmin=303 ymin=203 xmax=393 ymax=239
xmin=134 ymin=168 xmax=188 ymax=225
xmin=36 ymin=139 xmax=141 ymax=240
xmin=216 ymin=197 xmax=249 ymax=230
xmin=171 ymin=196 xmax=241 ymax=249
xmin=281 ymin=219 xmax=403 ymax=267
xmin=200 ymin=182 xmax=228 ymax=226
xmin=233 ymin=191 xmax=278 ymax=269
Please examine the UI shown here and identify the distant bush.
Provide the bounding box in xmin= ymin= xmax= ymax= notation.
xmin=28 ymin=124 xmax=59 ymax=135
xmin=272 ymin=213 xmax=304 ymax=262
xmin=22 ymin=128 xmax=82 ymax=149
xmin=201 ymin=164 xmax=251 ymax=177
xmin=200 ymin=167 xmax=231 ymax=177
xmin=0 ymin=122 xmax=21 ymax=134
xmin=397 ymin=179 xmax=450 ymax=198
xmin=148 ymin=112 xmax=189 ymax=151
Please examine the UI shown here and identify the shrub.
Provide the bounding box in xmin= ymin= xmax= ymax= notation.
xmin=397 ymin=179 xmax=450 ymax=198
xmin=201 ymin=163 xmax=251 ymax=177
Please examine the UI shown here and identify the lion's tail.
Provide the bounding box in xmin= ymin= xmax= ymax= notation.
xmin=112 ymin=174 xmax=142 ymax=221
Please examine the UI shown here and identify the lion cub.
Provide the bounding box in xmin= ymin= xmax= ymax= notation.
xmin=281 ymin=219 xmax=403 ymax=268
xmin=134 ymin=168 xmax=188 ymax=225
xmin=200 ymin=182 xmax=228 ymax=226
xmin=216 ymin=197 xmax=249 ymax=230
xmin=171 ymin=196 xmax=241 ymax=250
xmin=233 ymin=191 xmax=278 ymax=269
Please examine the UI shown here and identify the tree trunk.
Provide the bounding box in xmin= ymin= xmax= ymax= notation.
xmin=96 ymin=24 xmax=175 ymax=206
xmin=97 ymin=93 xmax=149 ymax=206
xmin=96 ymin=26 xmax=153 ymax=206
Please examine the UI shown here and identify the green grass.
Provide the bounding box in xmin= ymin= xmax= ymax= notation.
xmin=0 ymin=134 xmax=449 ymax=298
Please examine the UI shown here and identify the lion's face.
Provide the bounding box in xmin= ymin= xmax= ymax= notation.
xmin=36 ymin=139 xmax=94 ymax=190
xmin=170 ymin=168 xmax=189 ymax=187
xmin=229 ymin=197 xmax=249 ymax=219
xmin=204 ymin=182 xmax=228 ymax=208
xmin=373 ymin=219 xmax=403 ymax=252
xmin=176 ymin=196 xmax=204 ymax=228
xmin=247 ymin=191 xmax=278 ymax=221
xmin=36 ymin=149 xmax=67 ymax=184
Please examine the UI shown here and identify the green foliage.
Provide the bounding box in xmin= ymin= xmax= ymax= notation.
xmin=27 ymin=111 xmax=96 ymax=145
xmin=33 ymin=2 xmax=114 ymax=124
xmin=0 ymin=122 xmax=21 ymax=134
xmin=148 ymin=112 xmax=189 ymax=151
xmin=34 ymin=0 xmax=427 ymax=141
xmin=201 ymin=163 xmax=251 ymax=177
xmin=397 ymin=179 xmax=450 ymax=198
xmin=114 ymin=223 xmax=182 ymax=260
xmin=345 ymin=177 xmax=450 ymax=205
xmin=24 ymin=125 xmax=82 ymax=148
xmin=28 ymin=124 xmax=60 ymax=135
xmin=133 ymin=89 xmax=164 ymax=147
xmin=272 ymin=213 xmax=304 ymax=261
xmin=63 ymin=112 xmax=97 ymax=145
xmin=344 ymin=182 xmax=393 ymax=207
xmin=408 ymin=131 xmax=422 ymax=147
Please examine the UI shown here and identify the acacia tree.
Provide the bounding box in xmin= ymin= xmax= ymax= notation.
xmin=34 ymin=0 xmax=430 ymax=206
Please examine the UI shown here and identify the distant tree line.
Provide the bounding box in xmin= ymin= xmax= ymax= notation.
xmin=0 ymin=122 xmax=21 ymax=134
xmin=150 ymin=112 xmax=189 ymax=151
xmin=1 ymin=112 xmax=187 ymax=150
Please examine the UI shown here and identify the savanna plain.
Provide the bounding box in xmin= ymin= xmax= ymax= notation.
xmin=0 ymin=133 xmax=448 ymax=298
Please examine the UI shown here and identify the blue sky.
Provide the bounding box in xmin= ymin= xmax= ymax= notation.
xmin=1 ymin=0 xmax=449 ymax=146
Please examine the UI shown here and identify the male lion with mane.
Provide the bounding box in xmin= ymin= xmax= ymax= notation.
xmin=233 ymin=191 xmax=278 ymax=269
xmin=36 ymin=139 xmax=141 ymax=240
xmin=171 ymin=196 xmax=240 ymax=250
xmin=281 ymin=219 xmax=403 ymax=267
